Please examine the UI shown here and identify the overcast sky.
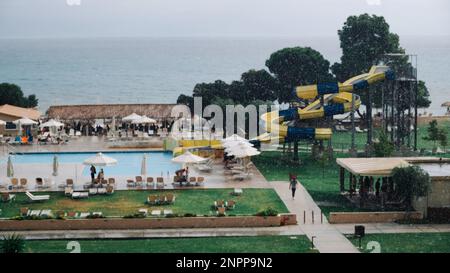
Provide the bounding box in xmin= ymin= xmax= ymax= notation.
xmin=1 ymin=0 xmax=449 ymax=38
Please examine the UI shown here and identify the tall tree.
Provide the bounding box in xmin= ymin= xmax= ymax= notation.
xmin=240 ymin=69 xmax=278 ymax=103
xmin=0 ymin=83 xmax=38 ymax=107
xmin=265 ymin=47 xmax=334 ymax=103
xmin=331 ymin=14 xmax=402 ymax=81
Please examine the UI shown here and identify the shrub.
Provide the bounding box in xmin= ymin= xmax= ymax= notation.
xmin=86 ymin=214 xmax=105 ymax=219
xmin=374 ymin=131 xmax=394 ymax=157
xmin=183 ymin=213 xmax=197 ymax=217
xmin=123 ymin=213 xmax=145 ymax=219
xmin=255 ymin=207 xmax=278 ymax=217
xmin=0 ymin=233 xmax=25 ymax=253
xmin=391 ymin=165 xmax=430 ymax=209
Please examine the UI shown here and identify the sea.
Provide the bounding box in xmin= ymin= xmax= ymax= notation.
xmin=0 ymin=36 xmax=449 ymax=115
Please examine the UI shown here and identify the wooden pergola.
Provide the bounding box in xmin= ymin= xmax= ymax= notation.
xmin=336 ymin=157 xmax=448 ymax=192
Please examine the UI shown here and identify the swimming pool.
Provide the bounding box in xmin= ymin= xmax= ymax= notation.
xmin=11 ymin=151 xmax=181 ymax=177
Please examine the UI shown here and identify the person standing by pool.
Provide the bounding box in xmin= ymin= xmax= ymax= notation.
xmin=289 ymin=173 xmax=299 ymax=200
xmin=90 ymin=165 xmax=97 ymax=183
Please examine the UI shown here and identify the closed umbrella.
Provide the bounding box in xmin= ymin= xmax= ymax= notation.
xmin=111 ymin=116 xmax=116 ymax=137
xmin=52 ymin=155 xmax=59 ymax=176
xmin=83 ymin=153 xmax=118 ymax=166
xmin=7 ymin=156 xmax=14 ymax=178
xmin=141 ymin=154 xmax=148 ymax=177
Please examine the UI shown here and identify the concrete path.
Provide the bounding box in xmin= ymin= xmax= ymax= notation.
xmin=271 ymin=181 xmax=360 ymax=253
xmin=2 ymin=226 xmax=303 ymax=240
xmin=333 ymin=223 xmax=450 ymax=235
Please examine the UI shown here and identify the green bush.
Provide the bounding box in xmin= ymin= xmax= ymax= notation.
xmin=255 ymin=207 xmax=278 ymax=217
xmin=183 ymin=213 xmax=197 ymax=217
xmin=0 ymin=233 xmax=25 ymax=253
xmin=123 ymin=213 xmax=145 ymax=219
xmin=392 ymin=165 xmax=430 ymax=209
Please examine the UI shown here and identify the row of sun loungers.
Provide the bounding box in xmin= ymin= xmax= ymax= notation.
xmin=147 ymin=193 xmax=176 ymax=205
xmin=127 ymin=176 xmax=205 ymax=188
xmin=1 ymin=191 xmax=49 ymax=203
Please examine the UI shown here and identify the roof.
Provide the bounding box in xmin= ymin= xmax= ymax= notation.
xmin=0 ymin=104 xmax=41 ymax=120
xmin=46 ymin=103 xmax=178 ymax=120
xmin=336 ymin=157 xmax=450 ymax=177
xmin=441 ymin=102 xmax=450 ymax=107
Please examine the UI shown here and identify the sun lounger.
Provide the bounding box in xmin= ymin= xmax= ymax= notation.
xmin=97 ymin=187 xmax=107 ymax=195
xmin=156 ymin=177 xmax=164 ymax=188
xmin=138 ymin=209 xmax=148 ymax=216
xmin=40 ymin=209 xmax=53 ymax=217
xmin=29 ymin=210 xmax=41 ymax=217
xmin=26 ymin=191 xmax=50 ymax=202
xmin=214 ymin=200 xmax=225 ymax=208
xmin=64 ymin=187 xmax=74 ymax=196
xmin=159 ymin=195 xmax=166 ymax=205
xmin=146 ymin=177 xmax=154 ymax=188
xmin=188 ymin=177 xmax=196 ymax=185
xmin=127 ymin=179 xmax=136 ymax=187
xmin=20 ymin=207 xmax=29 ymax=216
xmin=66 ymin=179 xmax=74 ymax=188
xmin=89 ymin=188 xmax=98 ymax=195
xmin=147 ymin=195 xmax=158 ymax=205
xmin=217 ymin=207 xmax=226 ymax=216
xmin=163 ymin=209 xmax=173 ymax=216
xmin=232 ymin=188 xmax=243 ymax=196
xmin=11 ymin=178 xmax=19 ymax=189
xmin=108 ymin=178 xmax=115 ymax=185
xmin=151 ymin=210 xmax=161 ymax=217
xmin=106 ymin=185 xmax=114 ymax=195
xmin=135 ymin=176 xmax=144 ymax=186
xmin=71 ymin=192 xmax=89 ymax=199
xmin=1 ymin=192 xmax=16 ymax=202
xmin=355 ymin=126 xmax=365 ymax=133
xmin=79 ymin=212 xmax=90 ymax=218
xmin=226 ymin=200 xmax=236 ymax=210
xmin=166 ymin=193 xmax=176 ymax=204
xmin=19 ymin=178 xmax=28 ymax=188
xmin=196 ymin=177 xmax=205 ymax=186
xmin=35 ymin=177 xmax=47 ymax=189
xmin=92 ymin=212 xmax=103 ymax=217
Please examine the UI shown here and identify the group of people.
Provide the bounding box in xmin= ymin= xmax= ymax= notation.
xmin=174 ymin=167 xmax=189 ymax=183
xmin=89 ymin=165 xmax=105 ymax=184
xmin=348 ymin=175 xmax=395 ymax=207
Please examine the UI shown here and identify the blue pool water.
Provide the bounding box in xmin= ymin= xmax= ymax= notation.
xmin=12 ymin=151 xmax=181 ymax=177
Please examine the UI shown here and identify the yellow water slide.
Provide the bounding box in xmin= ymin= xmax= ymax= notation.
xmin=258 ymin=66 xmax=395 ymax=143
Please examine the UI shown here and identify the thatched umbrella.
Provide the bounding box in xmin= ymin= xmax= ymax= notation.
xmin=7 ymin=156 xmax=14 ymax=178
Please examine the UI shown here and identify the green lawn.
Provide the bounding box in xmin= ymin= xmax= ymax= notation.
xmin=348 ymin=232 xmax=450 ymax=253
xmin=253 ymin=151 xmax=358 ymax=216
xmin=0 ymin=188 xmax=288 ymax=218
xmin=22 ymin=236 xmax=315 ymax=253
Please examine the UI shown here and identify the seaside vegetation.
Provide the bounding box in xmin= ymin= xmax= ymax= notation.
xmin=0 ymin=83 xmax=38 ymax=108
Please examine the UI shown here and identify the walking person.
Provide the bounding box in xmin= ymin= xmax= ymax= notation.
xmin=289 ymin=173 xmax=299 ymax=200
xmin=90 ymin=165 xmax=97 ymax=183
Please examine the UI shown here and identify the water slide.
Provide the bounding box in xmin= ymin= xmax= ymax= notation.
xmin=257 ymin=65 xmax=395 ymax=143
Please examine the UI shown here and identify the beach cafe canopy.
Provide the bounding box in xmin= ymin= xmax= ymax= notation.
xmin=13 ymin=117 xmax=38 ymax=126
xmin=172 ymin=151 xmax=207 ymax=164
xmin=336 ymin=158 xmax=411 ymax=177
xmin=131 ymin=115 xmax=157 ymax=124
xmin=0 ymin=120 xmax=6 ymax=126
xmin=122 ymin=113 xmax=142 ymax=122
xmin=40 ymin=119 xmax=64 ymax=128
xmin=83 ymin=153 xmax=118 ymax=167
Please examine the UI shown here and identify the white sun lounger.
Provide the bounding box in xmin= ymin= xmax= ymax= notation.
xmin=232 ymin=172 xmax=253 ymax=181
xmin=26 ymin=191 xmax=50 ymax=202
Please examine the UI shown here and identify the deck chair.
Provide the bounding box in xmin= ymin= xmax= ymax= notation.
xmin=35 ymin=177 xmax=45 ymax=189
xmin=217 ymin=207 xmax=226 ymax=216
xmin=66 ymin=179 xmax=74 ymax=188
xmin=214 ymin=200 xmax=225 ymax=208
xmin=19 ymin=178 xmax=28 ymax=188
xmin=159 ymin=195 xmax=166 ymax=205
xmin=146 ymin=177 xmax=154 ymax=187
xmin=196 ymin=176 xmax=205 ymax=186
xmin=1 ymin=192 xmax=16 ymax=203
xmin=108 ymin=178 xmax=115 ymax=185
xmin=106 ymin=185 xmax=115 ymax=195
xmin=25 ymin=191 xmax=50 ymax=202
xmin=188 ymin=176 xmax=196 ymax=185
xmin=166 ymin=193 xmax=176 ymax=204
xmin=156 ymin=177 xmax=164 ymax=188
xmin=226 ymin=200 xmax=236 ymax=210
xmin=11 ymin=178 xmax=19 ymax=189
xmin=127 ymin=179 xmax=136 ymax=187
xmin=147 ymin=195 xmax=158 ymax=205
xmin=135 ymin=176 xmax=144 ymax=187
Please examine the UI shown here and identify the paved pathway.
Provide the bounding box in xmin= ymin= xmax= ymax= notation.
xmin=271 ymin=181 xmax=360 ymax=253
xmin=2 ymin=226 xmax=303 ymax=240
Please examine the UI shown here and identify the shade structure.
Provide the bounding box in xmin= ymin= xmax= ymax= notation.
xmin=7 ymin=156 xmax=14 ymax=178
xmin=441 ymin=102 xmax=450 ymax=107
xmin=40 ymin=119 xmax=64 ymax=128
xmin=52 ymin=155 xmax=59 ymax=176
xmin=131 ymin=115 xmax=156 ymax=124
xmin=122 ymin=113 xmax=142 ymax=122
xmin=0 ymin=120 xmax=6 ymax=126
xmin=13 ymin=117 xmax=38 ymax=126
xmin=222 ymin=134 xmax=247 ymax=143
xmin=172 ymin=151 xmax=207 ymax=164
xmin=223 ymin=141 xmax=254 ymax=149
xmin=83 ymin=153 xmax=118 ymax=166
xmin=141 ymin=154 xmax=148 ymax=176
